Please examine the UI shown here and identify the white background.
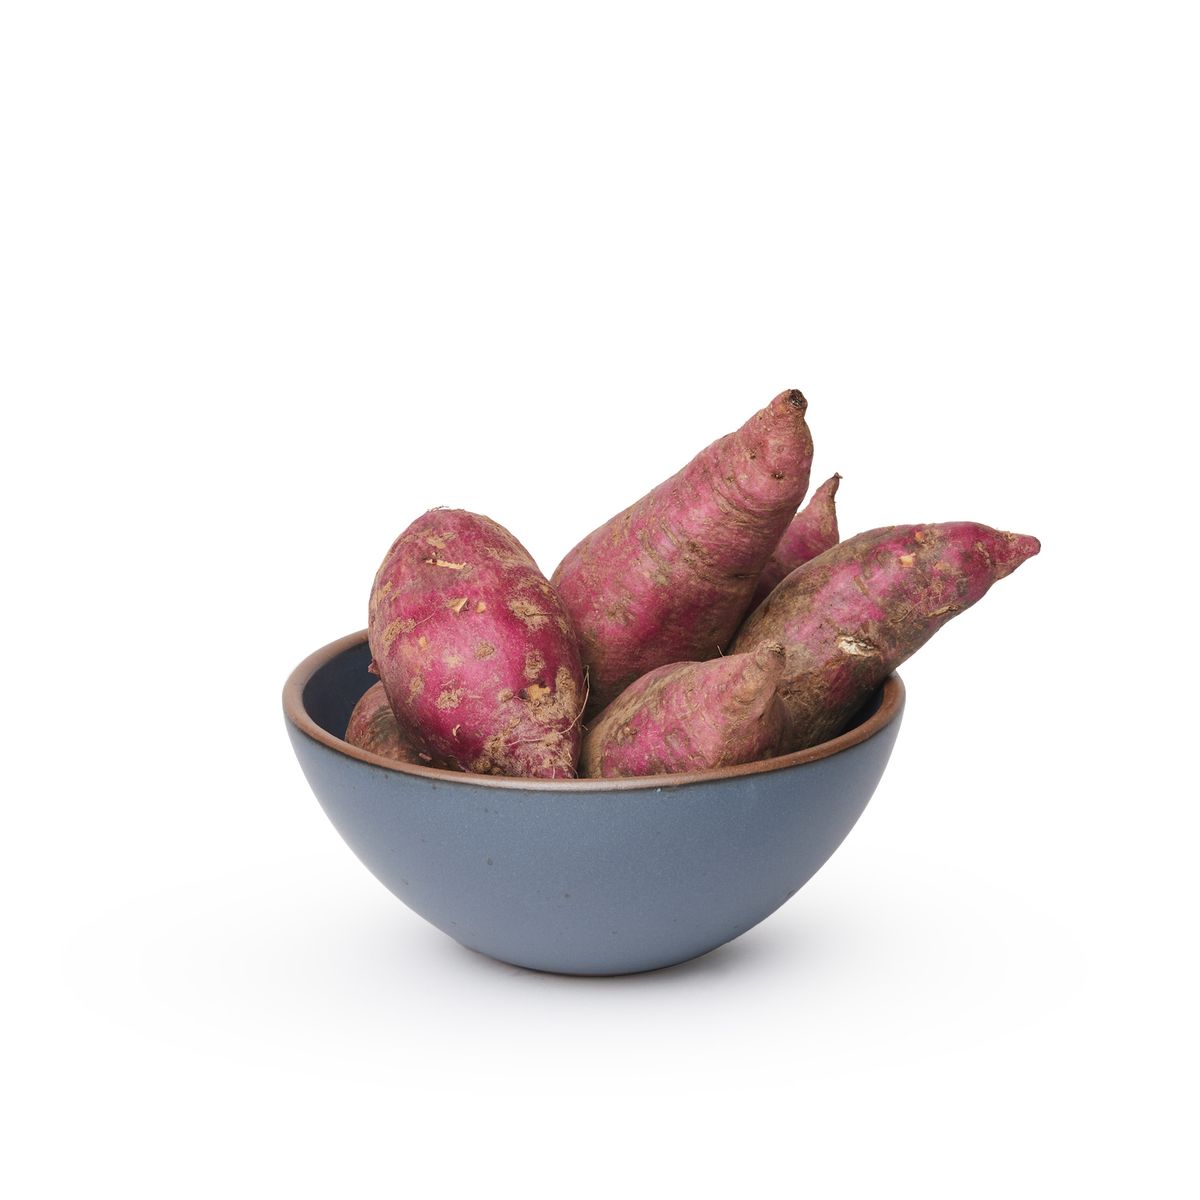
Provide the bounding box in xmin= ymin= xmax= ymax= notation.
xmin=3 ymin=2 xmax=1197 ymax=1196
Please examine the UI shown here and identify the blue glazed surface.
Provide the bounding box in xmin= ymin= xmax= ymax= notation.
xmin=285 ymin=635 xmax=904 ymax=975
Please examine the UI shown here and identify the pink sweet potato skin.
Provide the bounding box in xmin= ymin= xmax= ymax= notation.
xmin=344 ymin=682 xmax=429 ymax=765
xmin=368 ymin=510 xmax=585 ymax=778
xmin=731 ymin=522 xmax=1040 ymax=751
xmin=580 ymin=642 xmax=787 ymax=778
xmin=552 ymin=390 xmax=814 ymax=714
xmin=749 ymin=473 xmax=841 ymax=609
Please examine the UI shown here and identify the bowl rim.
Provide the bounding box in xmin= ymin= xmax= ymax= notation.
xmin=283 ymin=630 xmax=905 ymax=792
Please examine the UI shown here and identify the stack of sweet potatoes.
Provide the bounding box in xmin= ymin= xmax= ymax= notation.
xmin=352 ymin=390 xmax=1039 ymax=778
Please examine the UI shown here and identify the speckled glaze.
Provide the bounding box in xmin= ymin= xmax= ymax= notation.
xmin=284 ymin=631 xmax=904 ymax=976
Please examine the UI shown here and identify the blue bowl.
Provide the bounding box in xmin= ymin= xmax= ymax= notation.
xmin=284 ymin=631 xmax=904 ymax=975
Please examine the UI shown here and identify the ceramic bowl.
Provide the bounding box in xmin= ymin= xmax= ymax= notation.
xmin=283 ymin=631 xmax=905 ymax=975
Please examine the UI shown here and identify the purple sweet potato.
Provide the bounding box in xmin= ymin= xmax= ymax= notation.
xmin=749 ymin=473 xmax=841 ymax=609
xmin=368 ymin=509 xmax=586 ymax=778
xmin=731 ymin=522 xmax=1040 ymax=750
xmin=552 ymin=389 xmax=814 ymax=714
xmin=580 ymin=642 xmax=787 ymax=778
xmin=345 ymin=681 xmax=431 ymax=765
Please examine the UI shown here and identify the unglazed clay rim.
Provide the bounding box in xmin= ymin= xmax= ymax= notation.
xmin=283 ymin=630 xmax=905 ymax=792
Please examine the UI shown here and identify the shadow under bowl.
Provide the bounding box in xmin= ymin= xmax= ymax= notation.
xmin=284 ymin=631 xmax=904 ymax=976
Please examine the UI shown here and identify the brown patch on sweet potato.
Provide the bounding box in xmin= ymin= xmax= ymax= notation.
xmin=605 ymin=598 xmax=634 ymax=625
xmin=436 ymin=687 xmax=465 ymax=710
xmin=507 ymin=598 xmax=551 ymax=629
xmin=425 ymin=558 xmax=467 ymax=570
xmin=483 ymin=546 xmax=535 ymax=570
xmin=474 ymin=641 xmax=495 ymax=660
xmin=555 ymin=664 xmax=579 ymax=706
xmin=380 ymin=616 xmax=416 ymax=650
xmin=521 ymin=682 xmax=551 ymax=703
xmin=447 ymin=596 xmax=469 ymax=613
xmin=475 ymin=600 xmax=487 ymax=613
xmin=425 ymin=532 xmax=456 ymax=549
xmin=524 ymin=648 xmax=546 ymax=679
xmin=836 ymin=634 xmax=879 ymax=657
xmin=409 ymin=676 xmax=424 ymax=698
xmin=443 ymin=649 xmax=464 ymax=667
xmin=481 ymin=727 xmax=521 ymax=768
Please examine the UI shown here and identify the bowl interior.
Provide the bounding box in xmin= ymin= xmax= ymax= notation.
xmin=304 ymin=636 xmax=376 ymax=742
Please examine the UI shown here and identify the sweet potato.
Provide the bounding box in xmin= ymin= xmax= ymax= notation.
xmin=732 ymin=522 xmax=1040 ymax=750
xmin=552 ymin=389 xmax=814 ymax=714
xmin=368 ymin=509 xmax=585 ymax=778
xmin=580 ymin=642 xmax=787 ymax=778
xmin=345 ymin=681 xmax=430 ymax=765
xmin=749 ymin=473 xmax=841 ymax=609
